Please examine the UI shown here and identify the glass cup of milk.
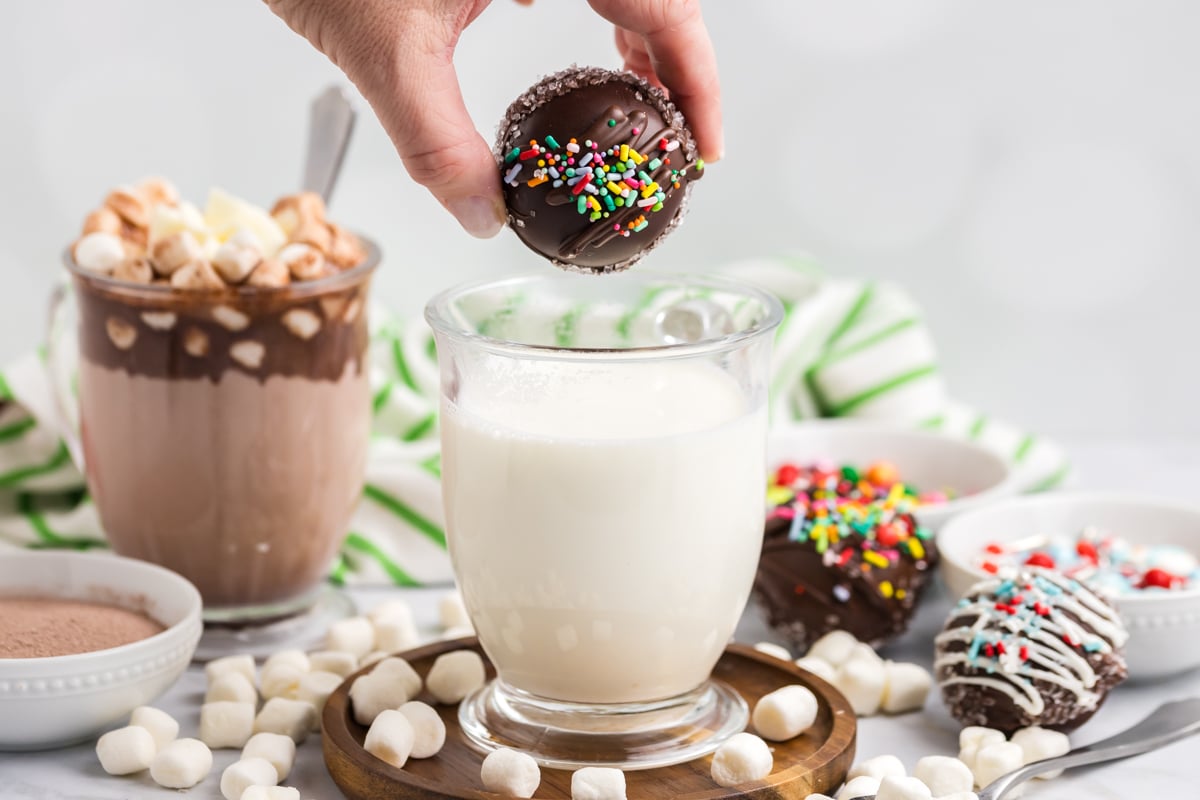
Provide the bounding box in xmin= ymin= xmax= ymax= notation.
xmin=426 ymin=272 xmax=783 ymax=769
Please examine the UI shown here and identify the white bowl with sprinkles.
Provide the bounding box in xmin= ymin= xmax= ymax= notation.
xmin=938 ymin=492 xmax=1200 ymax=679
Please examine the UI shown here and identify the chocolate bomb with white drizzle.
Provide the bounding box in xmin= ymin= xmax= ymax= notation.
xmin=935 ymin=568 xmax=1128 ymax=733
xmin=496 ymin=66 xmax=705 ymax=273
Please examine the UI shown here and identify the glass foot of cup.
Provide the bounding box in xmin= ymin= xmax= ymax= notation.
xmin=458 ymin=678 xmax=749 ymax=771
xmin=192 ymin=585 xmax=356 ymax=662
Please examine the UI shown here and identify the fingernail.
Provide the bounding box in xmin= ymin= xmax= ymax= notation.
xmin=447 ymin=195 xmax=505 ymax=239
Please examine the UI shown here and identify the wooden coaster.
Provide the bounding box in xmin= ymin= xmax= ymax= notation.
xmin=323 ymin=639 xmax=856 ymax=799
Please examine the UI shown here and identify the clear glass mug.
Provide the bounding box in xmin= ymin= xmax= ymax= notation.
xmin=425 ymin=272 xmax=783 ymax=769
xmin=50 ymin=243 xmax=378 ymax=631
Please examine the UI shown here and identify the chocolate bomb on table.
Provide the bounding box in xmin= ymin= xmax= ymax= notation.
xmin=754 ymin=506 xmax=939 ymax=652
xmin=496 ymin=66 xmax=705 ymax=273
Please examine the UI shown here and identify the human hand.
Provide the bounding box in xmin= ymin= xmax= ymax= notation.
xmin=265 ymin=0 xmax=722 ymax=238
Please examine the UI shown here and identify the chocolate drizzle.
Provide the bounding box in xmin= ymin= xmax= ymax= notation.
xmin=496 ymin=67 xmax=704 ymax=273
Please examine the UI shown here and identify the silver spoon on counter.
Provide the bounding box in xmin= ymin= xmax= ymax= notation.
xmin=849 ymin=697 xmax=1200 ymax=800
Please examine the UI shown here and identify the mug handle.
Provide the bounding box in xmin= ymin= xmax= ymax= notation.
xmin=45 ymin=281 xmax=84 ymax=469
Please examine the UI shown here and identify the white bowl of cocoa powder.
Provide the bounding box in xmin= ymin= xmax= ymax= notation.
xmin=0 ymin=551 xmax=202 ymax=750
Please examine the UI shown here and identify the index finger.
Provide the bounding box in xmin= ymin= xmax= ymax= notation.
xmin=587 ymin=0 xmax=724 ymax=161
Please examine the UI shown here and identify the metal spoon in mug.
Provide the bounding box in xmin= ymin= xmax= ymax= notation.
xmin=849 ymin=697 xmax=1200 ymax=800
xmin=302 ymin=85 xmax=357 ymax=203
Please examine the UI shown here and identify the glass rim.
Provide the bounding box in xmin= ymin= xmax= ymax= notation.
xmin=60 ymin=234 xmax=381 ymax=299
xmin=424 ymin=271 xmax=785 ymax=360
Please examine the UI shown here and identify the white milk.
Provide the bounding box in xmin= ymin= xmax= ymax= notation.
xmin=441 ymin=359 xmax=766 ymax=704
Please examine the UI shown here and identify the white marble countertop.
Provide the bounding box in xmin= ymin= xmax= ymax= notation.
xmin=2 ymin=438 xmax=1198 ymax=799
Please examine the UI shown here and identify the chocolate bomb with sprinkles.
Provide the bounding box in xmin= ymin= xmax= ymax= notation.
xmin=935 ymin=568 xmax=1128 ymax=733
xmin=496 ymin=66 xmax=705 ymax=273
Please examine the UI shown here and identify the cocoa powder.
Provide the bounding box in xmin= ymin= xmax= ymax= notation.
xmin=0 ymin=596 xmax=164 ymax=658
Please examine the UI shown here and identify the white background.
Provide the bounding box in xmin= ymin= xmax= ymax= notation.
xmin=2 ymin=0 xmax=1198 ymax=437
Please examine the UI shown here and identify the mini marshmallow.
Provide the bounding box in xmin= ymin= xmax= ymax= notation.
xmin=96 ymin=725 xmax=156 ymax=775
xmin=328 ymin=222 xmax=367 ymax=268
xmin=240 ymin=788 xmax=301 ymax=800
xmin=439 ymin=591 xmax=472 ymax=631
xmin=809 ymin=631 xmax=858 ymax=667
xmin=150 ymin=738 xmax=213 ymax=789
xmin=140 ymin=310 xmax=177 ymax=331
xmin=795 ymin=656 xmax=837 ymax=682
xmin=368 ymin=598 xmax=415 ymax=626
xmin=374 ymin=616 xmax=421 ymax=653
xmin=752 ymin=684 xmax=819 ymax=741
xmin=279 ymin=243 xmax=328 ymax=281
xmin=848 ymin=754 xmax=906 ymax=782
xmin=296 ymin=671 xmax=343 ymax=714
xmin=260 ymin=664 xmax=306 ymax=700
xmin=364 ymin=708 xmax=415 ymax=768
xmin=291 ymin=218 xmax=333 ymax=253
xmin=207 ymin=671 xmax=259 ymax=706
xmin=480 ymin=748 xmax=541 ymax=798
xmin=263 ymin=650 xmax=310 ymax=675
xmin=753 ymin=641 xmax=793 ymax=662
xmin=571 ymin=766 xmax=627 ymax=799
xmin=171 ymin=259 xmax=226 ymax=289
xmin=973 ymin=742 xmax=1025 ymax=792
xmin=426 ymin=650 xmax=486 ymax=704
xmin=230 ymin=340 xmax=266 ymax=369
xmin=212 ymin=238 xmax=261 ymax=284
xmin=281 ymin=308 xmax=321 ymax=340
xmin=74 ymin=232 xmax=126 ymax=273
xmin=836 ymin=775 xmax=881 ymax=800
xmin=242 ymin=732 xmax=296 ymax=781
xmin=137 ymin=176 xmax=180 ymax=207
xmin=1010 ymin=727 xmax=1069 ymax=779
xmin=220 ymin=756 xmax=279 ymax=800
xmin=875 ymin=775 xmax=932 ymax=800
xmin=327 ymin=616 xmax=375 ymax=659
xmin=106 ymin=317 xmax=137 ymax=350
xmin=83 ymin=206 xmax=123 ymax=236
xmin=958 ymin=727 xmax=1006 ymax=773
xmin=371 ymin=657 xmax=422 ymax=696
xmin=246 ymin=257 xmax=290 ymax=288
xmin=913 ymin=756 xmax=974 ymax=797
xmin=200 ymin=701 xmax=256 ymax=749
xmin=880 ymin=661 xmax=933 ymax=714
xmin=213 ymin=304 xmax=251 ymax=331
xmin=711 ymin=731 xmax=773 ymax=787
xmin=843 ymin=642 xmax=884 ymax=669
xmin=129 ymin=706 xmax=179 ymax=748
xmin=183 ymin=326 xmax=210 ymax=357
xmin=254 ymin=698 xmax=317 ymax=744
xmin=308 ymin=650 xmax=358 ymax=678
xmin=105 ymin=186 xmax=150 ymax=227
xmin=398 ymin=701 xmax=447 ymax=758
xmin=150 ymin=230 xmax=203 ymax=275
xmin=832 ymin=658 xmax=886 ymax=716
xmin=113 ymin=256 xmax=154 ymax=283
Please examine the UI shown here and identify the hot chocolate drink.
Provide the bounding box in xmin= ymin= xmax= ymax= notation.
xmin=66 ymin=180 xmax=376 ymax=617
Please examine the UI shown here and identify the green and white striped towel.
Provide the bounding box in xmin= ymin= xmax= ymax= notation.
xmin=0 ymin=257 xmax=1070 ymax=585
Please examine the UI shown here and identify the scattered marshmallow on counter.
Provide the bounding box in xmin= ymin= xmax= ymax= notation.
xmin=832 ymin=658 xmax=885 ymax=716
xmin=260 ymin=664 xmax=307 ymax=701
xmin=876 ymin=775 xmax=932 ymax=800
xmin=426 ymin=650 xmax=486 ymax=704
xmin=753 ymin=641 xmax=794 ymax=662
xmin=242 ymin=732 xmax=296 ymax=781
xmin=129 ymin=706 xmax=179 ymax=749
xmin=711 ymin=732 xmax=773 ymax=787
xmin=200 ymin=701 xmax=256 ymax=749
xmin=368 ymin=598 xmax=416 ymax=626
xmin=752 ymin=684 xmax=818 ymax=741
xmin=96 ymin=725 xmax=157 ymax=775
xmin=206 ymin=654 xmax=257 ymax=687
xmin=439 ymin=590 xmax=473 ymax=631
xmin=326 ymin=616 xmax=376 ymax=659
xmin=374 ymin=617 xmax=421 ymax=653
xmin=1010 ymin=727 xmax=1069 ymax=779
xmin=240 ymin=786 xmax=301 ymax=800
xmin=207 ymin=672 xmax=259 ymax=706
xmin=150 ymin=738 xmax=213 ymax=789
xmin=880 ymin=661 xmax=933 ymax=714
xmin=364 ymin=709 xmax=415 ymax=768
xmin=481 ymin=748 xmax=542 ymax=798
xmin=220 ymin=756 xmax=279 ymax=800
xmin=296 ymin=670 xmax=344 ymax=717
xmin=957 ymin=727 xmax=1006 ymax=774
xmin=848 ymin=754 xmax=906 ymax=782
xmin=571 ymin=766 xmax=627 ymax=800
xmin=398 ymin=701 xmax=447 ymax=758
xmin=972 ymin=742 xmax=1024 ymax=793
xmin=263 ymin=650 xmax=310 ymax=675
xmin=913 ymin=755 xmax=974 ymax=796
xmin=254 ymin=698 xmax=317 ymax=744
xmin=800 ymin=631 xmax=931 ymax=717
xmin=808 ymin=630 xmax=858 ymax=666
xmin=308 ymin=650 xmax=359 ymax=678
xmin=836 ymin=775 xmax=881 ymax=800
